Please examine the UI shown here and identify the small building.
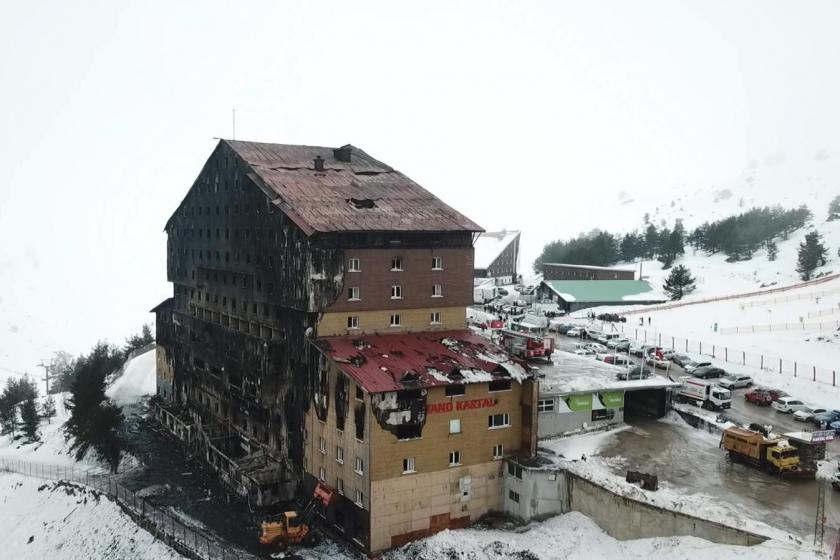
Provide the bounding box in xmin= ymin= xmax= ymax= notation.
xmin=537 ymin=280 xmax=666 ymax=313
xmin=543 ymin=263 xmax=635 ymax=281
xmin=473 ymin=230 xmax=520 ymax=284
xmin=304 ymin=330 xmax=538 ymax=553
xmin=534 ymin=352 xmax=677 ymax=439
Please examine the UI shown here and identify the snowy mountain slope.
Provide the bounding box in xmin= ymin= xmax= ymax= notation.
xmin=0 ymin=473 xmax=185 ymax=560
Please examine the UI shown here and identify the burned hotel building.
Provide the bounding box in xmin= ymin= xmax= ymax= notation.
xmin=152 ymin=139 xmax=537 ymax=552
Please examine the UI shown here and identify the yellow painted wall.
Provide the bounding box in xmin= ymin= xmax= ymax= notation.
xmin=318 ymin=306 xmax=466 ymax=337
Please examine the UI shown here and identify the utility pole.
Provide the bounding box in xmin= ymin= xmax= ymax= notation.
xmin=814 ymin=478 xmax=826 ymax=549
xmin=36 ymin=361 xmax=51 ymax=424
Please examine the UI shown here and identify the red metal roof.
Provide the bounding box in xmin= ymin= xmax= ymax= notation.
xmin=224 ymin=140 xmax=483 ymax=235
xmin=313 ymin=330 xmax=527 ymax=393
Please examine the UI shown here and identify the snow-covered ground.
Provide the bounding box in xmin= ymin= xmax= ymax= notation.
xmin=0 ymin=348 xmax=157 ymax=473
xmin=0 ymin=472 xmax=185 ymax=560
xmin=379 ymin=510 xmax=819 ymax=560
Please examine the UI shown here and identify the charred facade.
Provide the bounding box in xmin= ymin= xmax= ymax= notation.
xmin=153 ymin=140 xmax=482 ymax=507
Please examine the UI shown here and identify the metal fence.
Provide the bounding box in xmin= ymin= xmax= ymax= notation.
xmin=738 ymin=285 xmax=840 ymax=309
xmin=808 ymin=307 xmax=840 ymax=319
xmin=616 ymin=326 xmax=840 ymax=386
xmin=0 ymin=457 xmax=247 ymax=560
xmin=719 ymin=320 xmax=840 ymax=334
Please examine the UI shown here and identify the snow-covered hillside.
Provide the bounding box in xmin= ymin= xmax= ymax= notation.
xmin=0 ymin=473 xmax=185 ymax=560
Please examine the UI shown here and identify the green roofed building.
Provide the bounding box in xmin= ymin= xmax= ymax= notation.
xmin=537 ymin=279 xmax=666 ymax=312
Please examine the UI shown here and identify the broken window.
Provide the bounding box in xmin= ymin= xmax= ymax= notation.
xmin=335 ymin=375 xmax=348 ymax=432
xmin=348 ymin=287 xmax=360 ymax=301
xmin=445 ymin=384 xmax=465 ymax=397
xmin=354 ymin=403 xmax=365 ymax=441
xmin=355 ymin=386 xmax=364 ymax=401
xmin=347 ymin=316 xmax=359 ymax=330
xmin=390 ymin=285 xmax=402 ymax=299
xmin=395 ymin=424 xmax=422 ymax=440
xmin=488 ymin=379 xmax=511 ymax=392
xmin=402 ymin=457 xmax=416 ymax=474
xmin=508 ymin=490 xmax=520 ymax=503
xmin=391 ymin=257 xmax=403 ymax=271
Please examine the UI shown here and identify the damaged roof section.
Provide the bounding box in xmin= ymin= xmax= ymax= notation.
xmin=314 ymin=330 xmax=529 ymax=393
xmin=223 ymin=139 xmax=483 ymax=235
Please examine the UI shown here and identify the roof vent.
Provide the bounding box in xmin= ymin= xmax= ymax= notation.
xmin=347 ymin=197 xmax=376 ymax=209
xmin=333 ymin=145 xmax=353 ymax=162
xmin=314 ymin=155 xmax=325 ymax=172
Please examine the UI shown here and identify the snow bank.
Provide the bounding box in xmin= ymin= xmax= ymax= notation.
xmin=0 ymin=473 xmax=184 ymax=560
xmin=383 ymin=511 xmax=818 ymax=560
xmin=106 ymin=348 xmax=156 ymax=405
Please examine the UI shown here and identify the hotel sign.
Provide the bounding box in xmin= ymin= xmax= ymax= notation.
xmin=426 ymin=397 xmax=498 ymax=414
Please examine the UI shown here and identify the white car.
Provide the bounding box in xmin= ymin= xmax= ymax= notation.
xmin=572 ymin=343 xmax=596 ymax=356
xmin=683 ymin=360 xmax=712 ymax=374
xmin=584 ymin=342 xmax=608 ymax=353
xmin=772 ymin=397 xmax=807 ymax=413
xmin=606 ymin=338 xmax=630 ymax=349
xmin=717 ymin=374 xmax=753 ymax=390
xmin=566 ymin=327 xmax=582 ymax=337
xmin=793 ymin=406 xmax=828 ymax=422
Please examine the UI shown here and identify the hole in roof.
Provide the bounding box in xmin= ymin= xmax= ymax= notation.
xmin=347 ymin=198 xmax=376 ymax=209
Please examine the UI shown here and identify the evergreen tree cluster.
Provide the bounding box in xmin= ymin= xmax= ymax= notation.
xmin=796 ymin=231 xmax=829 ymax=280
xmin=688 ymin=205 xmax=811 ymax=261
xmin=63 ymin=341 xmax=126 ymax=473
xmin=828 ymin=195 xmax=840 ymax=221
xmin=0 ymin=375 xmax=40 ymax=442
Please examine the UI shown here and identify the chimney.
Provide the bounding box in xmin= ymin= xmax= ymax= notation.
xmin=314 ymin=155 xmax=325 ymax=172
xmin=333 ymin=144 xmax=353 ymax=163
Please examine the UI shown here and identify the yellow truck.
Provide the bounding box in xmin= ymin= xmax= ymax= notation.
xmin=720 ymin=427 xmax=815 ymax=479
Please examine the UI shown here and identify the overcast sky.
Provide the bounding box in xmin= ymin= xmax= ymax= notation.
xmin=1 ymin=0 xmax=839 ymax=375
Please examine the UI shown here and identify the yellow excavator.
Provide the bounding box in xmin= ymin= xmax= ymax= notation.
xmin=259 ymin=482 xmax=335 ymax=548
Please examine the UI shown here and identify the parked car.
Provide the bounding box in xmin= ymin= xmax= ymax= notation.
xmin=771 ymin=397 xmax=807 ymax=413
xmin=629 ymin=343 xmax=646 ymax=357
xmin=764 ymin=388 xmax=790 ymax=401
xmin=793 ymin=406 xmax=828 ymax=422
xmin=744 ymin=389 xmax=773 ymax=406
xmin=584 ymin=342 xmax=608 ymax=353
xmin=556 ymin=324 xmax=575 ymax=335
xmin=641 ymin=345 xmax=662 ymax=356
xmin=497 ymin=288 xmax=509 ymax=296
xmin=572 ymin=343 xmax=596 ymax=356
xmin=645 ymin=355 xmax=671 ymax=369
xmin=717 ymin=374 xmax=753 ymax=389
xmin=691 ymin=366 xmax=725 ymax=379
xmin=617 ymin=365 xmax=652 ymax=380
xmin=683 ymin=360 xmax=712 ymax=374
xmin=670 ymin=353 xmax=693 ymax=367
xmin=566 ymin=327 xmax=582 ymax=337
xmin=662 ymin=349 xmax=679 ymax=360
xmin=813 ymin=410 xmax=840 ymax=427
xmin=599 ymin=354 xmax=631 ymax=366
xmin=606 ymin=337 xmax=630 ymax=350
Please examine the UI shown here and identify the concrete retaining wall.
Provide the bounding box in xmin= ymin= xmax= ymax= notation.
xmin=504 ymin=459 xmax=766 ymax=546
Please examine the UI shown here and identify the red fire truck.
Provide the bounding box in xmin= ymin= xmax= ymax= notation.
xmin=499 ymin=329 xmax=554 ymax=361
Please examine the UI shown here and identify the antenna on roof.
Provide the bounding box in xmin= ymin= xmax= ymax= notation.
xmin=232 ymin=108 xmax=236 ymax=140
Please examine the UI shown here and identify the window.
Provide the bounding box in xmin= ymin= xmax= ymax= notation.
xmin=319 ymin=467 xmax=326 ymax=481
xmin=445 ymin=384 xmax=465 ymax=397
xmin=348 ymin=258 xmax=360 ymax=272
xmin=354 ymin=489 xmax=364 ymax=507
xmin=432 ymin=256 xmax=443 ymax=270
xmin=430 ymin=312 xmax=441 ymax=325
xmin=356 ymin=387 xmax=364 ymax=401
xmin=355 ymin=457 xmax=364 ymax=475
xmin=449 ymin=418 xmax=461 ymax=434
xmin=348 ymin=287 xmax=360 ymax=301
xmin=391 ymin=257 xmax=403 ymax=271
xmin=336 ymin=446 xmax=344 ymax=464
xmin=318 ymin=437 xmax=326 ymax=454
xmin=538 ymin=399 xmax=555 ymax=413
xmin=507 ymin=462 xmax=523 ymax=479
xmin=347 ymin=316 xmax=359 ymax=329
xmin=402 ymin=457 xmax=416 ymax=474
xmin=489 ymin=379 xmax=512 ymax=392
xmin=488 ymin=413 xmax=510 ymax=429
xmin=390 ymin=285 xmax=402 ymax=299
xmin=449 ymin=450 xmax=461 ymax=466
xmin=592 ymin=409 xmax=616 ymax=421
xmin=336 ymin=477 xmax=344 ymax=495
xmin=493 ymin=444 xmax=504 ymax=460
xmin=432 ymin=284 xmax=443 ymax=297
xmin=390 ymin=314 xmax=401 ymax=327
xmin=508 ymin=490 xmax=520 ymax=503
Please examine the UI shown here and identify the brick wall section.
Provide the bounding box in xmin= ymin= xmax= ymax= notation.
xmin=318 ymin=306 xmax=466 ymax=336
xmin=325 ymin=248 xmax=473 ymax=313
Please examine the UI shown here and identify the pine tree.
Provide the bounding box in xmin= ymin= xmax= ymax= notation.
xmin=20 ymin=398 xmax=40 ymax=443
xmin=644 ymin=224 xmax=659 ymax=258
xmin=64 ymin=342 xmax=125 ymax=472
xmin=796 ymin=231 xmax=828 ymax=280
xmin=42 ymin=395 xmax=57 ymax=423
xmin=0 ymin=376 xmax=38 ymax=439
xmin=0 ymin=393 xmax=18 ymax=439
xmin=828 ymin=195 xmax=840 ymax=221
xmin=766 ymin=240 xmax=778 ymax=261
xmin=663 ymin=265 xmax=696 ymax=301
